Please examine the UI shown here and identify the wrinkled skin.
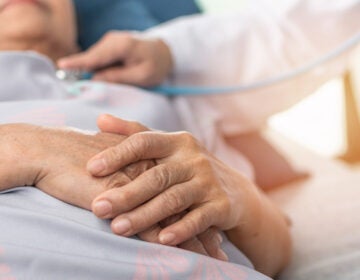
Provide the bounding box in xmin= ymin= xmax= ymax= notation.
xmin=0 ymin=123 xmax=225 ymax=260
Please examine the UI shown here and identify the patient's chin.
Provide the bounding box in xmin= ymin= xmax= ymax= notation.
xmin=0 ymin=6 xmax=51 ymax=40
xmin=0 ymin=24 xmax=49 ymax=48
xmin=0 ymin=28 xmax=77 ymax=62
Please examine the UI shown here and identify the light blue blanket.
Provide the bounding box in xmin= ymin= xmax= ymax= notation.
xmin=0 ymin=52 xmax=270 ymax=280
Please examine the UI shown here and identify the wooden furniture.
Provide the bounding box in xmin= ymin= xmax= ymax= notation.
xmin=339 ymin=71 xmax=360 ymax=163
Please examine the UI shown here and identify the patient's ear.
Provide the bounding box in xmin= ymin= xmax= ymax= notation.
xmin=226 ymin=132 xmax=309 ymax=191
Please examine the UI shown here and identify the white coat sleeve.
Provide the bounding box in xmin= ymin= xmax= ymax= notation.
xmin=145 ymin=0 xmax=360 ymax=135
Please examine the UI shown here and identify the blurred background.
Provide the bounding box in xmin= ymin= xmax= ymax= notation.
xmin=74 ymin=0 xmax=360 ymax=161
xmin=198 ymin=0 xmax=360 ymax=161
xmin=269 ymin=55 xmax=359 ymax=160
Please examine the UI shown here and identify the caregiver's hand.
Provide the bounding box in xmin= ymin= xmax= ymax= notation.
xmin=88 ymin=115 xmax=259 ymax=249
xmin=58 ymin=32 xmax=172 ymax=87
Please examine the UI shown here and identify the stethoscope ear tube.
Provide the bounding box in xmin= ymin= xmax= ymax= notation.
xmin=151 ymin=32 xmax=360 ymax=96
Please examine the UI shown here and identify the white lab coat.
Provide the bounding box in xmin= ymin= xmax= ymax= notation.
xmin=145 ymin=0 xmax=360 ymax=177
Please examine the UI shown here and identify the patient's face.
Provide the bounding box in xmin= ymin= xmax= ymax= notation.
xmin=0 ymin=0 xmax=78 ymax=60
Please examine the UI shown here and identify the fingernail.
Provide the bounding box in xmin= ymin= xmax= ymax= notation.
xmin=159 ymin=232 xmax=176 ymax=245
xmin=93 ymin=200 xmax=112 ymax=217
xmin=113 ymin=219 xmax=131 ymax=235
xmin=87 ymin=158 xmax=106 ymax=174
xmin=217 ymin=249 xmax=229 ymax=262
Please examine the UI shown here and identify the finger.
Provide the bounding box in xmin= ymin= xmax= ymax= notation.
xmin=139 ymin=214 xmax=224 ymax=258
xmin=97 ymin=114 xmax=149 ymax=136
xmin=58 ymin=32 xmax=134 ymax=70
xmin=92 ymin=162 xmax=193 ymax=218
xmin=159 ymin=212 xmax=184 ymax=228
xmin=159 ymin=204 xmax=220 ymax=246
xmin=138 ymin=224 xmax=208 ymax=257
xmin=109 ymin=181 xmax=201 ymax=236
xmin=137 ymin=213 xmax=184 ymax=243
xmin=93 ymin=63 xmax=154 ymax=87
xmin=198 ymin=228 xmax=229 ymax=261
xmin=178 ymin=237 xmax=208 ymax=256
xmin=87 ymin=132 xmax=178 ymax=176
xmin=137 ymin=224 xmax=162 ymax=243
xmin=161 ymin=213 xmax=225 ymax=260
xmin=122 ymin=159 xmax=155 ymax=181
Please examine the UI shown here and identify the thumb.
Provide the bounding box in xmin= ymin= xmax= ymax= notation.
xmin=97 ymin=114 xmax=149 ymax=136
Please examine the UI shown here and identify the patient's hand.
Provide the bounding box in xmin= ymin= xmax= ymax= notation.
xmin=58 ymin=32 xmax=172 ymax=87
xmin=0 ymin=123 xmax=152 ymax=210
xmin=0 ymin=123 xmax=224 ymax=260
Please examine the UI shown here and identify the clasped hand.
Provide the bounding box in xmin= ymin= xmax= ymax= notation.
xmin=87 ymin=115 xmax=259 ymax=261
xmin=0 ymin=123 xmax=228 ymax=261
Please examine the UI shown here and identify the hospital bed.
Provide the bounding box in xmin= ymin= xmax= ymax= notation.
xmin=267 ymin=123 xmax=360 ymax=280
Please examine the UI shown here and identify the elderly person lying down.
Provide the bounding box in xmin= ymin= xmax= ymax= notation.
xmin=0 ymin=1 xmax=290 ymax=279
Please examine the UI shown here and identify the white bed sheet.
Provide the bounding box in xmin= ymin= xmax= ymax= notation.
xmin=266 ymin=130 xmax=360 ymax=280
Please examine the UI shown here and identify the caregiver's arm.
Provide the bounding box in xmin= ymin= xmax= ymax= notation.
xmin=87 ymin=115 xmax=291 ymax=277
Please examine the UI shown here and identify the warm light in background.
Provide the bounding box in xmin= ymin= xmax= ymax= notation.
xmin=269 ymin=79 xmax=346 ymax=158
xmin=197 ymin=1 xmax=359 ymax=160
xmin=269 ymin=48 xmax=359 ymax=159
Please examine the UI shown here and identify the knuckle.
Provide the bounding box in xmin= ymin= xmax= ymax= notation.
xmin=196 ymin=211 xmax=211 ymax=229
xmin=202 ymin=227 xmax=219 ymax=244
xmin=183 ymin=217 xmax=202 ymax=237
xmin=162 ymin=190 xmax=186 ymax=214
xmin=123 ymin=159 xmax=155 ymax=180
xmin=218 ymin=198 xmax=231 ymax=218
xmin=178 ymin=131 xmax=201 ymax=151
xmin=187 ymin=210 xmax=213 ymax=236
xmin=132 ymin=133 xmax=151 ymax=149
xmin=150 ymin=164 xmax=174 ymax=190
xmin=194 ymin=155 xmax=213 ymax=171
xmin=209 ymin=227 xmax=220 ymax=237
xmin=104 ymin=172 xmax=131 ymax=190
xmin=124 ymin=136 xmax=145 ymax=161
xmin=105 ymin=145 xmax=123 ymax=163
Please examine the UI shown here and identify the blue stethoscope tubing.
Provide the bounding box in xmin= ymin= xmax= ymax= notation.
xmin=152 ymin=32 xmax=360 ymax=96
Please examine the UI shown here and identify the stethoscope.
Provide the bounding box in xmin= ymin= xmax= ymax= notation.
xmin=57 ymin=32 xmax=360 ymax=96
